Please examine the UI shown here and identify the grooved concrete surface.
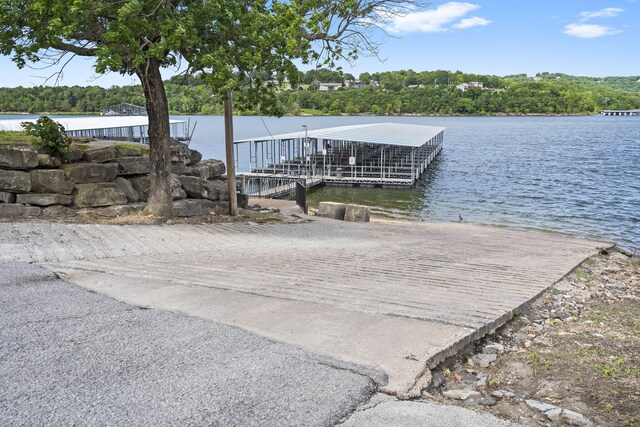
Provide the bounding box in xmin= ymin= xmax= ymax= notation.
xmin=0 ymin=219 xmax=604 ymax=396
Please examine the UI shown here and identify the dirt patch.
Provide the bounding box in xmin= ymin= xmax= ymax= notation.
xmin=423 ymin=249 xmax=639 ymax=427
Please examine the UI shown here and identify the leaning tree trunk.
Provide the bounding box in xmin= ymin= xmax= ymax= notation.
xmin=136 ymin=58 xmax=174 ymax=218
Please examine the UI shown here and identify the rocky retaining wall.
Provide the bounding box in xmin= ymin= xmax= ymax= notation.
xmin=0 ymin=141 xmax=243 ymax=219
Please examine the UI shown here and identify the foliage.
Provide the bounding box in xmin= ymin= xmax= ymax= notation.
xmin=1 ymin=69 xmax=639 ymax=116
xmin=21 ymin=116 xmax=70 ymax=158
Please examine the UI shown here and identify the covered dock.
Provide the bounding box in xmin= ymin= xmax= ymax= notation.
xmin=234 ymin=122 xmax=444 ymax=196
xmin=0 ymin=116 xmax=190 ymax=143
xmin=600 ymin=109 xmax=640 ymax=116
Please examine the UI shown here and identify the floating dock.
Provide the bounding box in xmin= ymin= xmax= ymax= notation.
xmin=600 ymin=109 xmax=640 ymax=116
xmin=0 ymin=116 xmax=190 ymax=143
xmin=234 ymin=123 xmax=444 ymax=197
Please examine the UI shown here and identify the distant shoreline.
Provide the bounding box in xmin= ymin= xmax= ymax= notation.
xmin=0 ymin=111 xmax=599 ymax=118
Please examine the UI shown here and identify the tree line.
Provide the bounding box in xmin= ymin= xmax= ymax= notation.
xmin=1 ymin=70 xmax=639 ymax=116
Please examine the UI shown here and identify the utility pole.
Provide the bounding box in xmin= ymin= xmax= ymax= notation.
xmin=224 ymin=90 xmax=238 ymax=216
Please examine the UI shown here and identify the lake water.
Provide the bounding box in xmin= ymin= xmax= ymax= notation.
xmin=3 ymin=114 xmax=639 ymax=253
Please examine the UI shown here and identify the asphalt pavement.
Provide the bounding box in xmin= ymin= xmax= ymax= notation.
xmin=0 ymin=261 xmax=375 ymax=426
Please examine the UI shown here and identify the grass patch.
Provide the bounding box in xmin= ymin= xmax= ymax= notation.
xmin=114 ymin=143 xmax=150 ymax=155
xmin=0 ymin=130 xmax=34 ymax=145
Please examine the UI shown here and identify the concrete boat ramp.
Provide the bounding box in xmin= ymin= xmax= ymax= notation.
xmin=0 ymin=218 xmax=605 ymax=397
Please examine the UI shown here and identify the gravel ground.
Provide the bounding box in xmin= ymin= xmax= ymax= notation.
xmin=423 ymin=249 xmax=639 ymax=427
xmin=0 ymin=261 xmax=374 ymax=426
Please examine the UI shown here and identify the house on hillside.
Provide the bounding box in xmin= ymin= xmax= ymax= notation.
xmin=456 ymin=82 xmax=484 ymax=91
xmin=317 ymin=82 xmax=343 ymax=92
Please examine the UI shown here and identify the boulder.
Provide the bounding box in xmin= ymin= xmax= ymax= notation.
xmin=178 ymin=175 xmax=210 ymax=199
xmin=173 ymin=199 xmax=219 ymax=217
xmin=63 ymin=163 xmax=118 ymax=183
xmin=42 ymin=205 xmax=74 ymax=218
xmin=24 ymin=206 xmax=42 ymax=217
xmin=91 ymin=203 xmax=146 ymax=218
xmin=131 ymin=175 xmax=185 ymax=201
xmin=344 ymin=204 xmax=371 ymax=222
xmin=318 ymin=202 xmax=346 ymax=220
xmin=186 ymin=159 xmax=226 ymax=180
xmin=207 ymin=179 xmax=228 ymax=201
xmin=170 ymin=142 xmax=191 ymax=164
xmin=83 ymin=146 xmax=117 ymax=163
xmin=116 ymin=156 xmax=150 ymax=176
xmin=0 ymin=203 xmax=26 ymax=217
xmin=37 ymin=154 xmax=61 ymax=168
xmin=130 ymin=176 xmax=150 ymax=201
xmin=68 ymin=148 xmax=86 ymax=162
xmin=16 ymin=193 xmax=72 ymax=206
xmin=113 ymin=177 xmax=139 ymax=203
xmin=171 ymin=175 xmax=187 ymax=200
xmin=0 ymin=191 xmax=16 ymax=203
xmin=189 ymin=149 xmax=203 ymax=165
xmin=30 ymin=170 xmax=75 ymax=195
xmin=115 ymin=146 xmax=143 ymax=157
xmin=0 ymin=170 xmax=31 ymax=192
xmin=0 ymin=146 xmax=39 ymax=170
xmin=74 ymin=183 xmax=128 ymax=208
xmin=171 ymin=161 xmax=188 ymax=175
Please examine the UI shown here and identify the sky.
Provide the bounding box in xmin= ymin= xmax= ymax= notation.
xmin=0 ymin=0 xmax=638 ymax=88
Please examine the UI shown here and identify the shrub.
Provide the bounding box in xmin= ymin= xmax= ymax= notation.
xmin=21 ymin=116 xmax=71 ymax=159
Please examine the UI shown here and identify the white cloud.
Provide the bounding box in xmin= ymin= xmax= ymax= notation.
xmin=452 ymin=16 xmax=491 ymax=29
xmin=579 ymin=7 xmax=624 ymax=21
xmin=563 ymin=23 xmax=622 ymax=38
xmin=383 ymin=2 xmax=489 ymax=34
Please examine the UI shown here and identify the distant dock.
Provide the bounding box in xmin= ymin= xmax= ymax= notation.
xmin=600 ymin=109 xmax=640 ymax=116
xmin=234 ymin=122 xmax=445 ymax=198
xmin=0 ymin=115 xmax=190 ymax=143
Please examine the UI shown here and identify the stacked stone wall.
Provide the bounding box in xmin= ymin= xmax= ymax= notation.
xmin=0 ymin=141 xmax=240 ymax=219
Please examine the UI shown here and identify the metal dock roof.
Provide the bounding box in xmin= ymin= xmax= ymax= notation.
xmin=0 ymin=116 xmax=186 ymax=132
xmin=235 ymin=122 xmax=446 ymax=148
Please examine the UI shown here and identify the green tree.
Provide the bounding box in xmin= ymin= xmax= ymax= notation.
xmin=1 ymin=0 xmax=422 ymax=218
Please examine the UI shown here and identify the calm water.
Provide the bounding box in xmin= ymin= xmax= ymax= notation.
xmin=4 ymin=114 xmax=639 ymax=253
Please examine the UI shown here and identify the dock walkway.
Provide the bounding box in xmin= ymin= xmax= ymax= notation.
xmin=0 ymin=219 xmax=605 ymax=397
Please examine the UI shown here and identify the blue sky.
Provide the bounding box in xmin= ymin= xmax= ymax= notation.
xmin=1 ymin=0 xmax=638 ymax=88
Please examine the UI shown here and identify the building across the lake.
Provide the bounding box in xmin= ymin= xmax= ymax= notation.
xmin=234 ymin=122 xmax=444 ymax=198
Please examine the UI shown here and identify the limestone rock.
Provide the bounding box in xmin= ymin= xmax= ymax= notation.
xmin=178 ymin=175 xmax=210 ymax=199
xmin=189 ymin=148 xmax=203 ymax=165
xmin=37 ymin=154 xmax=61 ymax=168
xmin=115 ymin=146 xmax=142 ymax=157
xmin=83 ymin=146 xmax=116 ymax=163
xmin=16 ymin=193 xmax=72 ymax=206
xmin=171 ymin=161 xmax=188 ymax=175
xmin=483 ymin=343 xmax=505 ymax=354
xmin=318 ymin=201 xmax=346 ymax=220
xmin=0 ymin=170 xmax=31 ymax=192
xmin=42 ymin=205 xmax=74 ymax=218
xmin=443 ymin=389 xmax=481 ymax=401
xmin=113 ymin=177 xmax=139 ymax=203
xmin=171 ymin=175 xmax=187 ymax=200
xmin=68 ymin=148 xmax=85 ymax=162
xmin=92 ymin=203 xmax=146 ymax=218
xmin=0 ymin=191 xmax=16 ymax=203
xmin=475 ymin=353 xmax=498 ymax=368
xmin=63 ymin=163 xmax=118 ymax=184
xmin=344 ymin=204 xmax=371 ymax=222
xmin=170 ymin=142 xmax=191 ymax=164
xmin=208 ymin=179 xmax=228 ymax=201
xmin=130 ymin=176 xmax=150 ymax=201
xmin=31 ymin=170 xmax=75 ymax=195
xmin=186 ymin=159 xmax=225 ymax=180
xmin=24 ymin=206 xmax=42 ymax=217
xmin=0 ymin=146 xmax=39 ymax=170
xmin=74 ymin=183 xmax=127 ymax=208
xmin=0 ymin=203 xmax=26 ymax=217
xmin=173 ymin=199 xmax=219 ymax=217
xmin=116 ymin=156 xmax=150 ymax=176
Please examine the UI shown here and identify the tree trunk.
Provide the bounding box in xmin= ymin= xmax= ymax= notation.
xmin=136 ymin=58 xmax=174 ymax=218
